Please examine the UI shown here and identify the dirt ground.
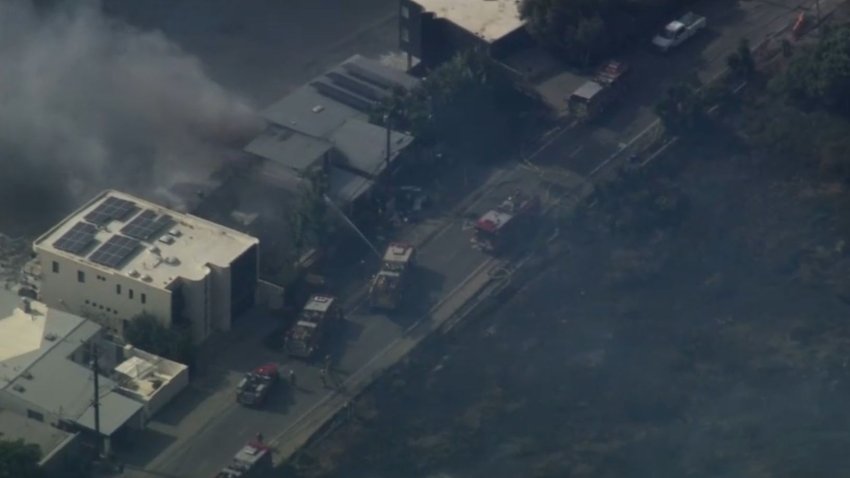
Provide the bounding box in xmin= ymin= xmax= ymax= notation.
xmin=287 ymin=128 xmax=850 ymax=478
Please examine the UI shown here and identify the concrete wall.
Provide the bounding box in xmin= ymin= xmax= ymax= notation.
xmin=114 ymin=346 xmax=189 ymax=418
xmin=39 ymin=432 xmax=85 ymax=475
xmin=209 ymin=263 xmax=232 ymax=332
xmin=178 ymin=273 xmax=210 ymax=344
xmin=37 ymin=249 xmax=173 ymax=335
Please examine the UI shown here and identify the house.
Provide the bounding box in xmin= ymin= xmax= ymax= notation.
xmin=243 ymin=54 xmax=419 ymax=208
xmin=0 ymin=409 xmax=83 ymax=474
xmin=33 ymin=190 xmax=260 ymax=344
xmin=0 ymin=291 xmax=145 ymax=456
xmin=399 ymin=0 xmax=529 ymax=67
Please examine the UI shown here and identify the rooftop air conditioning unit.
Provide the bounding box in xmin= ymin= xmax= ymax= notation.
xmin=148 ymin=246 xmax=160 ymax=254
xmin=158 ymin=235 xmax=175 ymax=245
xmin=168 ymin=229 xmax=182 ymax=237
xmin=128 ymin=270 xmax=141 ymax=278
xmin=142 ymin=274 xmax=153 ymax=282
xmin=12 ymin=385 xmax=25 ymax=393
xmin=164 ymin=256 xmax=180 ymax=266
xmin=44 ymin=333 xmax=57 ymax=341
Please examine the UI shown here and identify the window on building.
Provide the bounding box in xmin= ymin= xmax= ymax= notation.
xmin=401 ymin=5 xmax=409 ymax=18
xmin=141 ymin=293 xmax=147 ymax=304
xmin=116 ymin=284 xmax=122 ymax=295
xmin=401 ymin=27 xmax=410 ymax=42
xmin=129 ymin=289 xmax=134 ymax=299
xmin=52 ymin=261 xmax=59 ymax=273
xmin=77 ymin=270 xmax=85 ymax=283
xmin=27 ymin=410 xmax=44 ymax=422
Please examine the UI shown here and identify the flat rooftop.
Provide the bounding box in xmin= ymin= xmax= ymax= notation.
xmin=0 ymin=291 xmax=142 ymax=436
xmin=412 ymin=0 xmax=524 ymax=43
xmin=0 ymin=409 xmax=74 ymax=462
xmin=34 ymin=190 xmax=259 ymax=290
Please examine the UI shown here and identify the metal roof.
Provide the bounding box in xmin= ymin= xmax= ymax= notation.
xmin=243 ymin=125 xmax=332 ymax=173
xmin=330 ymin=119 xmax=414 ymax=178
xmin=246 ymin=55 xmax=419 ymax=201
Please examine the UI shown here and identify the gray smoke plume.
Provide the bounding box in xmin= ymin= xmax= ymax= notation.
xmin=0 ymin=0 xmax=263 ymax=236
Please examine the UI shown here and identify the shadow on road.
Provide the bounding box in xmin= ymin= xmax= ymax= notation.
xmin=114 ymin=427 xmax=177 ymax=468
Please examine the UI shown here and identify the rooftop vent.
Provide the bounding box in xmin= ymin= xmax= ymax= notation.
xmin=142 ymin=274 xmax=153 ymax=282
xmin=44 ymin=333 xmax=57 ymax=341
xmin=128 ymin=270 xmax=141 ymax=278
xmin=21 ymin=372 xmax=33 ymax=380
xmin=164 ymin=256 xmax=180 ymax=266
xmin=168 ymin=229 xmax=182 ymax=237
xmin=158 ymin=235 xmax=175 ymax=245
xmin=12 ymin=385 xmax=25 ymax=393
xmin=148 ymin=246 xmax=160 ymax=255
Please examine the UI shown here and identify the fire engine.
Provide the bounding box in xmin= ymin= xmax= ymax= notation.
xmin=284 ymin=295 xmax=341 ymax=359
xmin=236 ymin=363 xmax=279 ymax=407
xmin=215 ymin=440 xmax=273 ymax=477
xmin=471 ymin=190 xmax=540 ymax=254
xmin=368 ymin=242 xmax=416 ymax=311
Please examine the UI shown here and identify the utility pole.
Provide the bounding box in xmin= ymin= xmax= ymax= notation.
xmin=90 ymin=342 xmax=102 ymax=457
xmin=384 ymin=112 xmax=392 ymax=172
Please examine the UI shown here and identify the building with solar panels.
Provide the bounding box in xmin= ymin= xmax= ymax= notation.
xmin=33 ymin=190 xmax=260 ymax=344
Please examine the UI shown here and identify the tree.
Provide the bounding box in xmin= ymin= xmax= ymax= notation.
xmin=374 ymin=51 xmax=535 ymax=163
xmin=124 ymin=314 xmax=194 ymax=366
xmin=726 ymin=39 xmax=756 ymax=81
xmin=772 ymin=25 xmax=850 ymax=112
xmin=654 ymin=78 xmax=714 ymax=134
xmin=0 ymin=439 xmax=42 ymax=478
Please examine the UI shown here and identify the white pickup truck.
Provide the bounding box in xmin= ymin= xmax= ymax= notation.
xmin=652 ymin=12 xmax=706 ymax=52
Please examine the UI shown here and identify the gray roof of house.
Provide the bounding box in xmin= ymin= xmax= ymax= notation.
xmin=244 ymin=125 xmax=332 ymax=172
xmin=262 ymin=85 xmax=361 ymax=140
xmin=329 ymin=167 xmax=375 ymax=204
xmin=0 ymin=409 xmax=75 ymax=462
xmin=0 ymin=291 xmax=142 ymax=436
xmin=247 ymin=55 xmax=419 ymax=189
xmin=330 ymin=120 xmax=414 ymax=178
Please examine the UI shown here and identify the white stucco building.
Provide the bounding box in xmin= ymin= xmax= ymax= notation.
xmin=34 ymin=190 xmax=260 ymax=343
xmin=0 ymin=291 xmax=144 ymax=454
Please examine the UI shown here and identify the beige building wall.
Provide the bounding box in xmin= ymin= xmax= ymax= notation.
xmin=38 ymin=250 xmax=172 ymax=335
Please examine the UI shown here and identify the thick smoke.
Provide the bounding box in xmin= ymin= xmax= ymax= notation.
xmin=0 ymin=0 xmax=263 ymax=235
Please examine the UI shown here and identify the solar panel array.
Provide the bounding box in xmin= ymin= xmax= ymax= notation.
xmin=84 ymin=197 xmax=139 ymax=225
xmin=88 ymin=235 xmax=141 ymax=269
xmin=53 ymin=222 xmax=98 ymax=255
xmin=121 ymin=209 xmax=175 ymax=241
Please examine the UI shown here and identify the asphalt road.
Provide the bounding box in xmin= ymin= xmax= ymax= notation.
xmin=113 ymin=1 xmax=846 ymax=477
xmin=118 ymin=164 xmax=541 ymax=478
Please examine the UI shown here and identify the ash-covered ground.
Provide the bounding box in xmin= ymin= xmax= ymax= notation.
xmin=294 ymin=134 xmax=850 ymax=478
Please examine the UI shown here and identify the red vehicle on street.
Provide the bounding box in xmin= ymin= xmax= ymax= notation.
xmin=471 ymin=190 xmax=540 ymax=254
xmin=236 ymin=363 xmax=279 ymax=407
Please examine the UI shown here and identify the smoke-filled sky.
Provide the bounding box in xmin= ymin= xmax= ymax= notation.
xmin=0 ymin=0 xmax=263 ymax=236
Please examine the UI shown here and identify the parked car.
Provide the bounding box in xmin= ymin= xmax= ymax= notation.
xmin=652 ymin=12 xmax=707 ymax=52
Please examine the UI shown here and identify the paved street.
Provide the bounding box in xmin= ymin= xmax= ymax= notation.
xmin=110 ymin=1 xmax=847 ymax=477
